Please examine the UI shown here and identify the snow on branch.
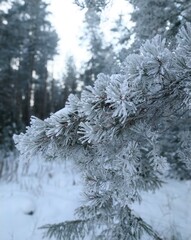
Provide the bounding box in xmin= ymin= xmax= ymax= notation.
xmin=14 ymin=23 xmax=191 ymax=239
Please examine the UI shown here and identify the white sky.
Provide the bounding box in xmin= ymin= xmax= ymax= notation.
xmin=48 ymin=0 xmax=87 ymax=78
xmin=48 ymin=0 xmax=133 ymax=78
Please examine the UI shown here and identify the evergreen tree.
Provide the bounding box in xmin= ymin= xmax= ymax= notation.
xmin=127 ymin=0 xmax=191 ymax=179
xmin=0 ymin=0 xmax=25 ymax=149
xmin=48 ymin=77 xmax=65 ymax=114
xmin=80 ymin=4 xmax=117 ymax=87
xmin=14 ymin=24 xmax=191 ymax=239
xmin=129 ymin=0 xmax=191 ymax=50
xmin=62 ymin=56 xmax=78 ymax=104
xmin=74 ymin=0 xmax=110 ymax=11
xmin=0 ymin=0 xmax=58 ymax=149
xmin=17 ymin=0 xmax=58 ymax=123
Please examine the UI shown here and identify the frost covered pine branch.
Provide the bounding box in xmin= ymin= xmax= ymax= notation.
xmin=14 ymin=24 xmax=191 ymax=239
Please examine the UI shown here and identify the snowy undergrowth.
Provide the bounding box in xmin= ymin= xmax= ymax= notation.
xmin=0 ymin=155 xmax=83 ymax=240
xmin=0 ymin=155 xmax=191 ymax=240
xmin=0 ymin=150 xmax=19 ymax=181
xmin=132 ymin=180 xmax=191 ymax=240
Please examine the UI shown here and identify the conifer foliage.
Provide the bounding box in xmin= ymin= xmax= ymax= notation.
xmin=129 ymin=0 xmax=191 ymax=49
xmin=0 ymin=0 xmax=58 ymax=150
xmin=14 ymin=24 xmax=191 ymax=239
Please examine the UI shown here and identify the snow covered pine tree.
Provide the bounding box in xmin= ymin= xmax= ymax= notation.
xmin=14 ymin=24 xmax=191 ymax=239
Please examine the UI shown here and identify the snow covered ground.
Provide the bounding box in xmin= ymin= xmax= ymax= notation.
xmin=0 ymin=158 xmax=83 ymax=240
xmin=0 ymin=156 xmax=191 ymax=240
xmin=133 ymin=180 xmax=191 ymax=240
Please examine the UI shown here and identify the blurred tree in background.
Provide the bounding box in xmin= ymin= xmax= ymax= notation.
xmin=0 ymin=0 xmax=58 ymax=150
xmin=63 ymin=56 xmax=78 ymax=102
xmin=79 ymin=4 xmax=117 ymax=87
xmin=129 ymin=0 xmax=191 ymax=51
